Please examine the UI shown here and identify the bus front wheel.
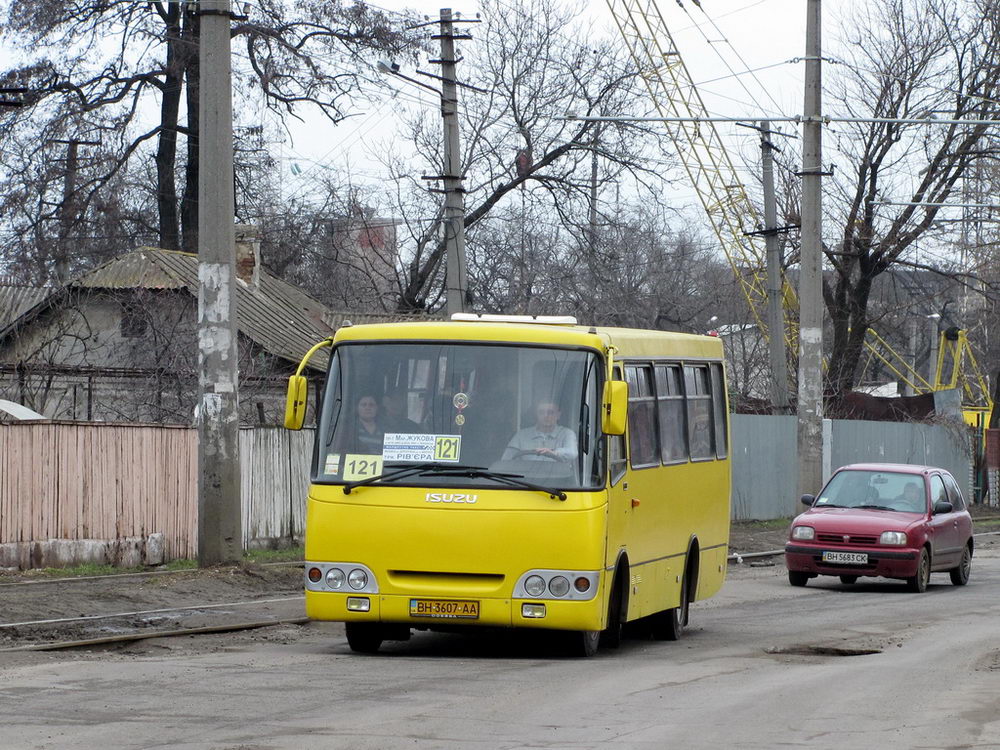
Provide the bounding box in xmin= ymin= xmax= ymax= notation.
xmin=576 ymin=629 xmax=601 ymax=657
xmin=345 ymin=622 xmax=384 ymax=654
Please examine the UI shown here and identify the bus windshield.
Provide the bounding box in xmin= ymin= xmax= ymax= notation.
xmin=314 ymin=342 xmax=604 ymax=491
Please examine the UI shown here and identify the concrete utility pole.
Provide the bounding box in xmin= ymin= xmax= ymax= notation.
xmin=437 ymin=7 xmax=469 ymax=317
xmin=197 ymin=0 xmax=241 ymax=566
xmin=797 ymin=0 xmax=825 ymax=498
xmin=759 ymin=121 xmax=791 ymax=414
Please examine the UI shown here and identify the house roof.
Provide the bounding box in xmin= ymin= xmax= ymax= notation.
xmin=1 ymin=248 xmax=340 ymax=370
xmin=0 ymin=284 xmax=50 ymax=331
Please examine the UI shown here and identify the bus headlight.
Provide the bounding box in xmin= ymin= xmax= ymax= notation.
xmin=326 ymin=568 xmax=346 ymax=589
xmin=348 ymin=569 xmax=369 ymax=590
xmin=524 ymin=575 xmax=546 ymax=597
xmin=548 ymin=576 xmax=570 ymax=597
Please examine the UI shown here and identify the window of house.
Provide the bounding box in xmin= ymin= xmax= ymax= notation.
xmin=655 ymin=364 xmax=687 ymax=463
xmin=685 ymin=364 xmax=714 ymax=460
xmin=120 ymin=305 xmax=147 ymax=338
xmin=711 ymin=363 xmax=728 ymax=459
xmin=626 ymin=364 xmax=659 ymax=468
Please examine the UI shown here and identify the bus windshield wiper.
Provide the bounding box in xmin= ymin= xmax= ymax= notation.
xmin=428 ymin=468 xmax=568 ymax=502
xmin=342 ymin=463 xmax=486 ymax=494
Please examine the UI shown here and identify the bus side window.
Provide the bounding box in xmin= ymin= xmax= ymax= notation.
xmin=609 ymin=367 xmax=627 ymax=484
xmin=685 ymin=365 xmax=714 ymax=460
xmin=655 ymin=364 xmax=687 ymax=463
xmin=710 ymin=363 xmax=728 ymax=459
xmin=626 ymin=364 xmax=659 ymax=468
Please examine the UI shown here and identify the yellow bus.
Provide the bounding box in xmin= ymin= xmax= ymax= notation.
xmin=285 ymin=315 xmax=731 ymax=656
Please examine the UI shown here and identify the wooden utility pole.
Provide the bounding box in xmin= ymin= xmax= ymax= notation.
xmin=436 ymin=8 xmax=469 ymax=317
xmin=53 ymin=138 xmax=99 ymax=284
xmin=759 ymin=121 xmax=790 ymax=414
xmin=797 ymin=0 xmax=825 ymax=498
xmin=197 ymin=0 xmax=241 ymax=566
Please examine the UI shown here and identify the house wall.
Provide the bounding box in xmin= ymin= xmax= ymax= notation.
xmin=0 ymin=289 xmax=303 ymax=425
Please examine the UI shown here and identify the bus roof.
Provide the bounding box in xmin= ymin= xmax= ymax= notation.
xmin=332 ymin=320 xmax=723 ymax=359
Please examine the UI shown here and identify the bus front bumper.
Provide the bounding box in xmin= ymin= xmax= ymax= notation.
xmin=305 ymin=590 xmax=605 ymax=631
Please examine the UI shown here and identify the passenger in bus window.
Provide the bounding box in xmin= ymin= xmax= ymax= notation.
xmin=354 ymin=394 xmax=384 ymax=453
xmin=502 ymin=401 xmax=577 ymax=461
xmin=382 ymin=388 xmax=420 ymax=433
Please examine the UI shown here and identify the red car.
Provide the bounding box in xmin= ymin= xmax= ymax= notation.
xmin=785 ymin=463 xmax=973 ymax=592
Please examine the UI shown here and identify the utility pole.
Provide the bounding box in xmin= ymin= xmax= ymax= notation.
xmin=797 ymin=0 xmax=825 ymax=498
xmin=759 ymin=120 xmax=790 ymax=414
xmin=435 ymin=8 xmax=468 ymax=317
xmin=197 ymin=0 xmax=241 ymax=566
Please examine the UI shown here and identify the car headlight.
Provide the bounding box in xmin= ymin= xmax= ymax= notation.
xmin=880 ymin=531 xmax=907 ymax=546
xmin=348 ymin=568 xmax=368 ymax=590
xmin=791 ymin=526 xmax=815 ymax=541
xmin=524 ymin=575 xmax=546 ymax=597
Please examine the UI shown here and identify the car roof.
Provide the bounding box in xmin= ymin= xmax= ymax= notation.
xmin=835 ymin=463 xmax=946 ymax=476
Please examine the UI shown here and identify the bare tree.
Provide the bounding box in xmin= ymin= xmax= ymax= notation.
xmin=382 ymin=0 xmax=676 ymax=311
xmin=0 ymin=0 xmax=419 ymax=275
xmin=819 ymin=0 xmax=1000 ymax=394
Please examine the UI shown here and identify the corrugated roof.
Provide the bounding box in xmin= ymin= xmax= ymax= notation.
xmin=3 ymin=248 xmax=341 ymax=370
xmin=0 ymin=285 xmax=50 ymax=331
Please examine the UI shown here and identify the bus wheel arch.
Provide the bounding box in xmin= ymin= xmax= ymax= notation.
xmin=601 ymin=554 xmax=630 ymax=649
xmin=651 ymin=539 xmax=698 ymax=641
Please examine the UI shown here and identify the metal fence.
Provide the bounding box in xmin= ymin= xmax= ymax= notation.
xmin=731 ymin=414 xmax=973 ymax=520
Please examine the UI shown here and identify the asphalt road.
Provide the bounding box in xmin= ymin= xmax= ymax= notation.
xmin=3 ymin=551 xmax=1000 ymax=750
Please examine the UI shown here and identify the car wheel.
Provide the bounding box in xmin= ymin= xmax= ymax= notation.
xmin=788 ymin=570 xmax=809 ymax=587
xmin=907 ymin=548 xmax=930 ymax=593
xmin=345 ymin=622 xmax=384 ymax=654
xmin=839 ymin=575 xmax=858 ymax=585
xmin=949 ymin=544 xmax=972 ymax=586
xmin=650 ymin=573 xmax=689 ymax=641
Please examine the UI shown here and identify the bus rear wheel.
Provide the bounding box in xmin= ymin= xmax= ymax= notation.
xmin=345 ymin=622 xmax=384 ymax=654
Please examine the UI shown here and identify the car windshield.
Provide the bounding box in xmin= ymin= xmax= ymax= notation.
xmin=314 ymin=341 xmax=604 ymax=491
xmin=814 ymin=470 xmax=926 ymax=513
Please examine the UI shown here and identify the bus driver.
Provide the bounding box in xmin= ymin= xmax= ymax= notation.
xmin=502 ymin=400 xmax=577 ymax=462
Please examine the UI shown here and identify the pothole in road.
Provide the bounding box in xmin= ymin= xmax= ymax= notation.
xmin=766 ymin=644 xmax=883 ymax=657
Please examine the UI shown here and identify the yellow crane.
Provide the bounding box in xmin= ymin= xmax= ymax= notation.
xmin=604 ymin=0 xmax=993 ymax=423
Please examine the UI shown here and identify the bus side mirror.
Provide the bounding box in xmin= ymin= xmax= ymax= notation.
xmin=602 ymin=381 xmax=628 ymax=436
xmin=284 ymin=375 xmax=309 ymax=430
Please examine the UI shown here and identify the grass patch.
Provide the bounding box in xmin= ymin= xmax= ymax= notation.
xmin=245 ymin=546 xmax=304 ymax=563
xmin=31 ymin=562 xmax=146 ymax=578
xmin=163 ymin=558 xmax=198 ymax=571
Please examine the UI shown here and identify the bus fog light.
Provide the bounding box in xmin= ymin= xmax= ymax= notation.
xmin=347 ymin=597 xmax=370 ymax=612
xmin=522 ymin=603 xmax=546 ymax=618
xmin=348 ymin=569 xmax=368 ymax=590
xmin=307 ymin=567 xmax=322 ymax=583
xmin=574 ymin=576 xmax=591 ymax=593
xmin=524 ymin=575 xmax=546 ymax=597
xmin=548 ymin=576 xmax=570 ymax=597
xmin=326 ymin=568 xmax=345 ymax=589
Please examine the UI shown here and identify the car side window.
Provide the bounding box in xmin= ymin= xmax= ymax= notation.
xmin=929 ymin=475 xmax=948 ymax=508
xmin=942 ymin=474 xmax=966 ymax=511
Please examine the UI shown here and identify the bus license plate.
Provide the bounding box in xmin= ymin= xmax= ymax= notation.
xmin=409 ymin=599 xmax=480 ymax=619
xmin=822 ymin=551 xmax=868 ymax=564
